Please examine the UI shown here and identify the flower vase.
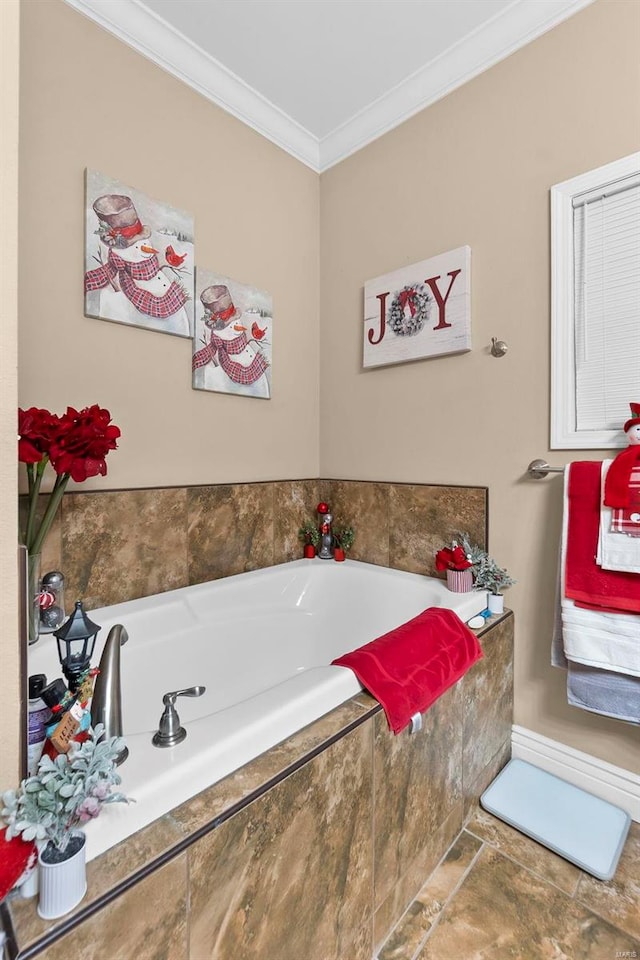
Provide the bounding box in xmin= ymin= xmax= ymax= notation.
xmin=487 ymin=593 xmax=504 ymax=615
xmin=303 ymin=544 xmax=316 ymax=559
xmin=334 ymin=547 xmax=345 ymax=562
xmin=37 ymin=833 xmax=87 ymax=920
xmin=27 ymin=552 xmax=42 ymax=646
xmin=446 ymin=568 xmax=473 ymax=593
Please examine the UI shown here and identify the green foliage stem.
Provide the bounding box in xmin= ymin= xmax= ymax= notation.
xmin=453 ymin=532 xmax=516 ymax=595
xmin=1 ymin=725 xmax=130 ymax=854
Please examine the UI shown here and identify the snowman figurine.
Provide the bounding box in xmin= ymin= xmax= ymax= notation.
xmin=317 ymin=503 xmax=334 ymax=559
xmin=192 ymin=285 xmax=270 ymax=399
xmin=85 ymin=194 xmax=191 ymax=337
xmin=603 ymin=402 xmax=640 ymax=519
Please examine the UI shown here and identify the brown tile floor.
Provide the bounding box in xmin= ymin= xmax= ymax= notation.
xmin=378 ymin=809 xmax=639 ymax=960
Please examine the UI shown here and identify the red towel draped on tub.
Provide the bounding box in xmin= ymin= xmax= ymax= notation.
xmin=331 ymin=607 xmax=483 ymax=734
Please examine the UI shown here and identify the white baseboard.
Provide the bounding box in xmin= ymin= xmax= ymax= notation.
xmin=511 ymin=725 xmax=640 ymax=822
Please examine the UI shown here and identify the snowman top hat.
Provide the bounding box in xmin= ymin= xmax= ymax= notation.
xmin=93 ymin=194 xmax=151 ymax=248
xmin=201 ymin=285 xmax=237 ymax=326
xmin=624 ymin=402 xmax=640 ymax=434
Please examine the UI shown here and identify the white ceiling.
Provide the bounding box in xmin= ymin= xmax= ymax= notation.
xmin=139 ymin=0 xmax=514 ymax=139
xmin=65 ymin=0 xmax=594 ymax=171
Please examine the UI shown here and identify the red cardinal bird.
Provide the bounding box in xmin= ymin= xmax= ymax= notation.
xmin=251 ymin=320 xmax=267 ymax=341
xmin=165 ymin=245 xmax=187 ymax=268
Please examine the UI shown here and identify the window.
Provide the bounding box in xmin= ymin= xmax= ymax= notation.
xmin=551 ymin=153 xmax=640 ymax=449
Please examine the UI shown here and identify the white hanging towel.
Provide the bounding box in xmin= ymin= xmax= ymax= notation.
xmin=560 ymin=598 xmax=640 ymax=677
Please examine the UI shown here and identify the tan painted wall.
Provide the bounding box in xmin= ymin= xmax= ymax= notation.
xmin=320 ymin=0 xmax=640 ymax=772
xmin=5 ymin=0 xmax=638 ymax=793
xmin=18 ymin=0 xmax=320 ymax=493
xmin=0 ymin=0 xmax=21 ymax=789
xmin=1 ymin=0 xmax=320 ymax=790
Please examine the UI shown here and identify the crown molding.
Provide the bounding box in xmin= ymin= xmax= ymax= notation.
xmin=64 ymin=0 xmax=595 ymax=175
xmin=63 ymin=0 xmax=321 ymax=171
xmin=318 ymin=0 xmax=596 ymax=171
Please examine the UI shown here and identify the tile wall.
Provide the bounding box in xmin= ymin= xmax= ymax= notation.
xmin=26 ymin=478 xmax=487 ymax=609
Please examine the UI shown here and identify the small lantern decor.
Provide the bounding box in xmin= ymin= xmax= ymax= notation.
xmin=53 ymin=601 xmax=100 ymax=693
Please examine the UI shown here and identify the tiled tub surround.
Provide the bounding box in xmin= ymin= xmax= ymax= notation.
xmin=28 ymin=560 xmax=489 ymax=861
xmin=24 ymin=478 xmax=487 ymax=610
xmin=6 ymin=613 xmax=513 ymax=960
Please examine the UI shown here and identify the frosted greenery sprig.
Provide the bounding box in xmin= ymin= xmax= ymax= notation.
xmin=298 ymin=520 xmax=320 ymax=548
xmin=453 ymin=532 xmax=516 ymax=596
xmin=1 ymin=725 xmax=130 ymax=853
xmin=333 ymin=526 xmax=355 ymax=552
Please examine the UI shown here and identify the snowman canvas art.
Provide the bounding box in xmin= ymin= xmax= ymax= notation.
xmin=193 ymin=269 xmax=272 ymax=399
xmin=84 ymin=170 xmax=194 ymax=338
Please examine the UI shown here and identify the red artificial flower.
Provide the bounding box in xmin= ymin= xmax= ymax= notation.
xmin=19 ymin=404 xmax=122 ymax=624
xmin=49 ymin=405 xmax=121 ymax=483
xmin=435 ymin=545 xmax=473 ymax=571
xmin=17 ymin=407 xmax=61 ymax=464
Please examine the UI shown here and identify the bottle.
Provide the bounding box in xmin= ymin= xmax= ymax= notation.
xmin=40 ymin=677 xmax=87 ymax=755
xmin=27 ymin=674 xmax=51 ymax=775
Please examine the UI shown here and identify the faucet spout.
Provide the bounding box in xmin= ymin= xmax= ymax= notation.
xmin=90 ymin=624 xmax=129 ymax=765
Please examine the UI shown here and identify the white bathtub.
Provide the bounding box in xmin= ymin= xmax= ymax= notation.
xmin=28 ymin=560 xmax=488 ymax=861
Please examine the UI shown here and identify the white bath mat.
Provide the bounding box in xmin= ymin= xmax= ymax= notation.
xmin=480 ymin=758 xmax=631 ymax=880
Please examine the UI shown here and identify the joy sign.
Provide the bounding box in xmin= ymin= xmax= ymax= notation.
xmin=363 ymin=246 xmax=471 ymax=369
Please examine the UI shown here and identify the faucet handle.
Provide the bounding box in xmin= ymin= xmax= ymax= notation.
xmin=162 ymin=686 xmax=206 ymax=707
xmin=153 ymin=686 xmax=206 ymax=748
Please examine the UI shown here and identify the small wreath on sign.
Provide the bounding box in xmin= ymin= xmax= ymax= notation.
xmin=388 ymin=284 xmax=431 ymax=336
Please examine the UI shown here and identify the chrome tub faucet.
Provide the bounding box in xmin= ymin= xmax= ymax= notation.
xmin=90 ymin=623 xmax=129 ymax=765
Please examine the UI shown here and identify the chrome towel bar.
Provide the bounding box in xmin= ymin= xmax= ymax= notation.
xmin=527 ymin=459 xmax=566 ymax=479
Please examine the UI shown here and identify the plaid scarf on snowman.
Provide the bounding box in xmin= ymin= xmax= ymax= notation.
xmin=611 ymin=466 xmax=640 ymax=535
xmin=85 ymin=249 xmax=189 ymax=319
xmin=192 ymin=329 xmax=268 ymax=385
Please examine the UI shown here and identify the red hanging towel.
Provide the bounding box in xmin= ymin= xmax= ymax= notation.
xmin=331 ymin=607 xmax=483 ymax=734
xmin=565 ymin=461 xmax=640 ymax=614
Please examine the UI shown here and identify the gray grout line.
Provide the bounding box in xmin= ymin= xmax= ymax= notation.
xmin=463 ymin=834 xmax=639 ymax=947
xmin=376 ymin=810 xmax=472 ymax=960
xmin=380 ymin=823 xmax=639 ymax=960
xmin=463 ymin=823 xmax=583 ymax=900
xmin=375 ymin=826 xmax=466 ymax=960
xmin=573 ymin=886 xmax=639 ymax=944
xmin=377 ymin=831 xmax=480 ymax=960
xmin=409 ymin=838 xmax=487 ymax=960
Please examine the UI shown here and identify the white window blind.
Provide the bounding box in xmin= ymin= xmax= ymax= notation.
xmin=573 ymin=176 xmax=640 ymax=432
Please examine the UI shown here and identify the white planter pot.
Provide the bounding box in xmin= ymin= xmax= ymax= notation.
xmin=487 ymin=593 xmax=504 ymax=615
xmin=38 ymin=833 xmax=87 ymax=920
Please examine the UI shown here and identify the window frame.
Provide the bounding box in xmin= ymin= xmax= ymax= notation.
xmin=550 ymin=152 xmax=640 ymax=449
